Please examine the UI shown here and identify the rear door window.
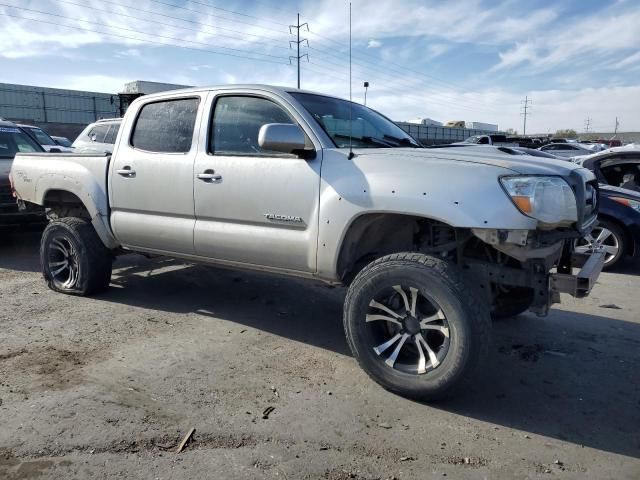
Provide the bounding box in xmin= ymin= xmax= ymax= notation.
xmin=131 ymin=98 xmax=200 ymax=153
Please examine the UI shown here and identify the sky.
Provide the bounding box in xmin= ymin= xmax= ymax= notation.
xmin=1 ymin=0 xmax=639 ymax=133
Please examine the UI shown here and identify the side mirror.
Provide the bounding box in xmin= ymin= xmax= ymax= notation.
xmin=49 ymin=148 xmax=62 ymax=153
xmin=258 ymin=123 xmax=306 ymax=155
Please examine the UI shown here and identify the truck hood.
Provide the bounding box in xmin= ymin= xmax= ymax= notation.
xmin=350 ymin=146 xmax=584 ymax=176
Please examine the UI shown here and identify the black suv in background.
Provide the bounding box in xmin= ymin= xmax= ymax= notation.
xmin=0 ymin=120 xmax=46 ymax=225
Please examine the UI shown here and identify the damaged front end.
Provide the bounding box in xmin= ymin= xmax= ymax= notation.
xmin=468 ymin=226 xmax=604 ymax=316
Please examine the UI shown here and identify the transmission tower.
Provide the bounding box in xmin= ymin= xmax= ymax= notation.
xmin=289 ymin=13 xmax=309 ymax=89
xmin=584 ymin=117 xmax=592 ymax=133
xmin=520 ymin=96 xmax=531 ymax=136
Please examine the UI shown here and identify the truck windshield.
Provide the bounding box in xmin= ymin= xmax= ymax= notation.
xmin=0 ymin=127 xmax=42 ymax=158
xmin=290 ymin=92 xmax=421 ymax=149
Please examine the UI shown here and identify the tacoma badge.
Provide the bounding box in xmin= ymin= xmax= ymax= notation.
xmin=264 ymin=213 xmax=303 ymax=223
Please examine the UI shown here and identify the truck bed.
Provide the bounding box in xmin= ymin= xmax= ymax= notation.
xmin=10 ymin=152 xmax=112 ymax=215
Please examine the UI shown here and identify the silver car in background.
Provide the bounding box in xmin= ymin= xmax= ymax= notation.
xmin=72 ymin=118 xmax=121 ymax=154
xmin=539 ymin=142 xmax=593 ymax=158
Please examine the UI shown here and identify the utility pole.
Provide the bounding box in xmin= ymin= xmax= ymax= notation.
xmin=289 ymin=13 xmax=309 ymax=89
xmin=520 ymin=96 xmax=531 ymax=136
xmin=614 ymin=116 xmax=619 ymax=136
xmin=584 ymin=117 xmax=591 ymax=133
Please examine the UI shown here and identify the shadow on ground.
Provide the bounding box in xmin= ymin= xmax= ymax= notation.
xmin=2 ymin=232 xmax=639 ymax=459
xmin=101 ymin=255 xmax=640 ymax=459
xmin=0 ymin=227 xmax=43 ymax=272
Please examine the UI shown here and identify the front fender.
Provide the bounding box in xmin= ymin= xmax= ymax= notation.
xmin=315 ymin=149 xmax=537 ymax=280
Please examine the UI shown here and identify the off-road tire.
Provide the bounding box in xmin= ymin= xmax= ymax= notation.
xmin=41 ymin=217 xmax=112 ymax=295
xmin=490 ymin=287 xmax=534 ymax=319
xmin=343 ymin=253 xmax=491 ymax=401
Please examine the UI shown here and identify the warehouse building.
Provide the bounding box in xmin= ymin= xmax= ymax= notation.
xmin=0 ymin=81 xmax=189 ymax=140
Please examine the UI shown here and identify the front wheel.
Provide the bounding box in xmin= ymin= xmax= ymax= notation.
xmin=343 ymin=253 xmax=491 ymax=401
xmin=41 ymin=217 xmax=112 ymax=295
xmin=575 ymin=219 xmax=625 ymax=270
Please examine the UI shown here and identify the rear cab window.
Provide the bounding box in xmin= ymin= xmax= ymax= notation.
xmin=131 ymin=98 xmax=200 ymax=153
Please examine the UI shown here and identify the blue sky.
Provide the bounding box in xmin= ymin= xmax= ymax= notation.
xmin=1 ymin=0 xmax=639 ymax=133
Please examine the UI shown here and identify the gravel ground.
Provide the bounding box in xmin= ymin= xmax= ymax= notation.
xmin=1 ymin=228 xmax=639 ymax=479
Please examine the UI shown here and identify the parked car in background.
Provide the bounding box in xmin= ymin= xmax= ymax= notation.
xmin=52 ymin=136 xmax=73 ymax=148
xmin=575 ymin=185 xmax=640 ymax=269
xmin=575 ymin=146 xmax=640 ymax=192
xmin=499 ymin=146 xmax=563 ymax=160
xmin=455 ymin=134 xmax=518 ymax=147
xmin=16 ymin=124 xmax=73 ymax=152
xmin=539 ymin=142 xmax=593 ymax=158
xmin=0 ymin=120 xmax=45 ymax=225
xmin=10 ymin=84 xmax=605 ymax=400
xmin=72 ymin=118 xmax=122 ymax=154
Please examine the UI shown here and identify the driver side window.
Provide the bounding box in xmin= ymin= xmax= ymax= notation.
xmin=210 ymin=96 xmax=297 ymax=156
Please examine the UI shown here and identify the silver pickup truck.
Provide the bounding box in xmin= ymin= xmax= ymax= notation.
xmin=10 ymin=85 xmax=605 ymax=400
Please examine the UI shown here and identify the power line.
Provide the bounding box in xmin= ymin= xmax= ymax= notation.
xmin=306 ymin=44 xmax=494 ymax=110
xmin=306 ymin=52 xmax=500 ymax=113
xmin=167 ymin=0 xmax=289 ymax=27
xmin=146 ymin=0 xmax=289 ymax=35
xmin=52 ymin=0 xmax=291 ymax=51
xmin=306 ymin=28 xmax=481 ymax=98
xmin=289 ymin=13 xmax=309 ymax=89
xmin=0 ymin=3 xmax=289 ymax=61
xmin=520 ymin=96 xmax=531 ymax=136
xmin=0 ymin=11 xmax=290 ymax=65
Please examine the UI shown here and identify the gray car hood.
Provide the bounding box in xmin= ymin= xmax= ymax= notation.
xmin=351 ymin=146 xmax=583 ymax=176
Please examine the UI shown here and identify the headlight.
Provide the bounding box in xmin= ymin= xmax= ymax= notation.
xmin=610 ymin=196 xmax=640 ymax=213
xmin=500 ymin=176 xmax=578 ymax=227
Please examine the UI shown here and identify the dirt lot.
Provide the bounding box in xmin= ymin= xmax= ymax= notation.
xmin=0 ymin=228 xmax=639 ymax=479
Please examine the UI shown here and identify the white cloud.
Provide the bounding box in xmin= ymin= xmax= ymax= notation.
xmin=367 ymin=39 xmax=382 ymax=49
xmin=493 ymin=5 xmax=640 ymax=72
xmin=116 ymin=48 xmax=141 ymax=58
xmin=303 ymin=0 xmax=557 ymax=46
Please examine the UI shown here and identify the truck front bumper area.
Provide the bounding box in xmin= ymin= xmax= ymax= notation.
xmin=550 ymin=250 xmax=606 ymax=299
xmin=466 ymin=240 xmax=605 ymax=317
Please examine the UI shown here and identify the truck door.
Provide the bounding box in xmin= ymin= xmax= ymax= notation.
xmin=193 ymin=93 xmax=322 ymax=273
xmin=109 ymin=94 xmax=205 ymax=254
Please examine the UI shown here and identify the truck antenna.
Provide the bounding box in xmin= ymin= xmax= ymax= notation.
xmin=348 ymin=2 xmax=355 ymax=160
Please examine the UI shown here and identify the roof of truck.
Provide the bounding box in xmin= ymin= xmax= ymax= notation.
xmin=137 ymin=84 xmax=343 ymax=101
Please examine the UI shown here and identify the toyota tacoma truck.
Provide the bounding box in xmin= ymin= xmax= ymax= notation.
xmin=10 ymin=85 xmax=605 ymax=400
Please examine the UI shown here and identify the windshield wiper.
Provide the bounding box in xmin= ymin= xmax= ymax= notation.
xmin=383 ymin=134 xmax=421 ymax=148
xmin=333 ymin=134 xmax=396 ymax=148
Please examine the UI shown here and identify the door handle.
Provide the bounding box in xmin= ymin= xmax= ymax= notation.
xmin=116 ymin=167 xmax=136 ymax=177
xmin=197 ymin=170 xmax=222 ymax=181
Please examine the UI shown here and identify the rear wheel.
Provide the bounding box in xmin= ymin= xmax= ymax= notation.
xmin=41 ymin=217 xmax=112 ymax=295
xmin=575 ymin=219 xmax=625 ymax=270
xmin=343 ymin=253 xmax=491 ymax=401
